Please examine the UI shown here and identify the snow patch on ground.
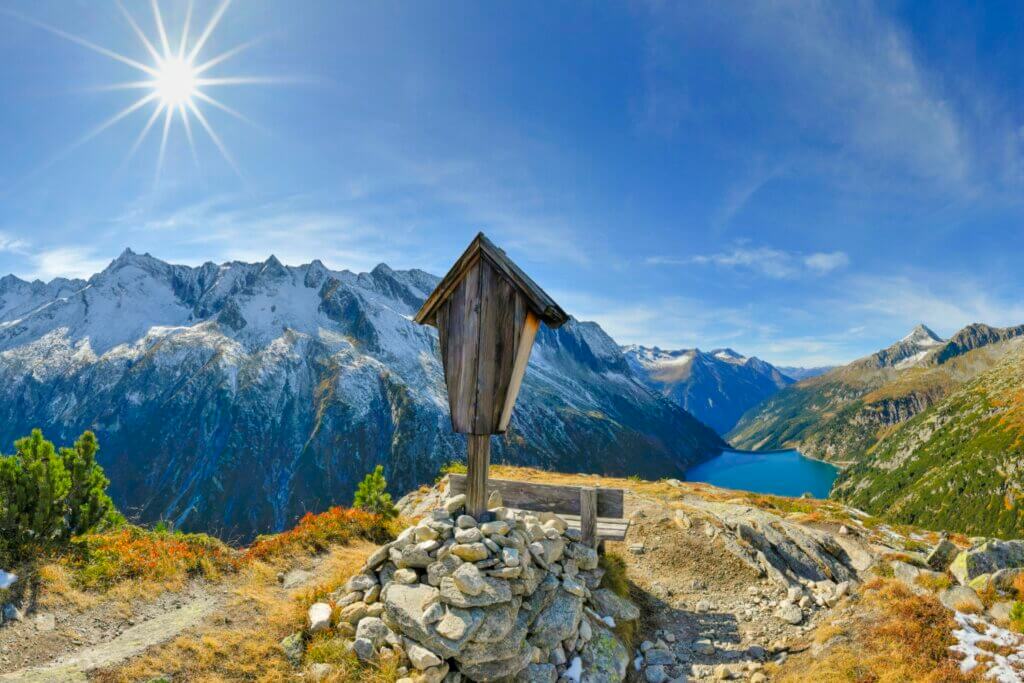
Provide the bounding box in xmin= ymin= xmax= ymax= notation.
xmin=0 ymin=569 xmax=16 ymax=589
xmin=951 ymin=611 xmax=1024 ymax=682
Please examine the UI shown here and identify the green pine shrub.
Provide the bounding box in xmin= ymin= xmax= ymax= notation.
xmin=0 ymin=429 xmax=119 ymax=564
xmin=353 ymin=465 xmax=398 ymax=519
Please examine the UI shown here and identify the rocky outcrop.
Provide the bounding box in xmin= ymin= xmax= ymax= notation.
xmin=300 ymin=495 xmax=636 ymax=682
xmin=950 ymin=540 xmax=1024 ymax=586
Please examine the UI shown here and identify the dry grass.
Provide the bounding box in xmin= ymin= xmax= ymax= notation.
xmin=94 ymin=543 xmax=379 ymax=683
xmin=915 ymin=572 xmax=953 ymax=592
xmin=776 ymin=578 xmax=981 ymax=682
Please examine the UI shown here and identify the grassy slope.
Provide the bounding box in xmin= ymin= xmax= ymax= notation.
xmin=727 ymin=339 xmax=1022 ymax=467
xmin=833 ymin=345 xmax=1024 ymax=538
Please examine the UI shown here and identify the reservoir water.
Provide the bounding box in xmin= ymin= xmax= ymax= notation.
xmin=684 ymin=449 xmax=838 ymax=499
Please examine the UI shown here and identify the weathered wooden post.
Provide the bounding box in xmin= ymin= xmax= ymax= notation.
xmin=415 ymin=233 xmax=568 ymax=519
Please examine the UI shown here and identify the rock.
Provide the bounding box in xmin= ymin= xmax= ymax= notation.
xmin=455 ymin=527 xmax=484 ymax=544
xmin=451 ymin=543 xmax=489 ymax=562
xmin=2 ymin=604 xmax=23 ymax=623
xmin=440 ymin=576 xmax=512 ymax=608
xmin=338 ymin=601 xmax=369 ymax=624
xmin=365 ymin=544 xmax=391 ymax=571
xmin=989 ymin=601 xmax=1015 ymax=622
xmin=503 ymin=547 xmax=521 ymax=567
xmin=562 ymin=575 xmax=586 ymax=597
xmin=353 ymin=637 xmax=376 ymax=662
xmin=279 ymin=631 xmax=305 ymax=667
xmin=336 ymin=590 xmax=363 ymax=607
xmin=365 ymin=584 xmax=382 ymax=604
xmin=473 ymin=600 xmax=519 ymax=643
xmin=516 ymin=662 xmax=556 ymax=682
xmin=939 ymin=586 xmax=984 ymax=613
xmin=445 ymin=495 xmax=467 ymax=515
xmin=926 ymin=538 xmax=959 ymax=571
xmin=457 ymin=515 xmax=477 ymax=529
xmin=399 ymin=544 xmax=435 ymax=569
xmin=950 ymin=540 xmax=1024 ymax=585
xmin=307 ymin=602 xmax=332 ymax=633
xmin=488 ymin=490 xmax=503 ymax=509
xmin=435 ymin=607 xmax=482 ymax=641
xmin=529 ymin=589 xmax=583 ymax=650
xmin=356 ymin=616 xmax=390 ymax=647
xmin=480 ymin=521 xmax=510 ymax=536
xmin=452 ymin=563 xmax=487 ymax=597
xmin=406 ymin=641 xmax=443 ymax=670
xmin=459 ymin=641 xmax=533 ymax=682
xmin=645 ymin=649 xmax=674 ymax=666
xmin=579 ymin=622 xmax=629 ymax=683
xmin=347 ymin=573 xmax=379 ymax=592
xmin=423 ymin=602 xmax=446 ymax=624
xmin=775 ymin=603 xmax=803 ymax=625
xmin=395 ymin=568 xmax=420 ymax=584
xmin=645 ymin=665 xmax=668 ymax=683
xmin=589 ymin=589 xmax=640 ymax=622
xmin=628 ymin=543 xmax=645 ymax=555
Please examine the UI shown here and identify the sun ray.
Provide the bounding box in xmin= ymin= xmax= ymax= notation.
xmin=192 ymin=90 xmax=257 ymax=128
xmin=1 ymin=8 xmax=158 ymax=76
xmin=187 ymin=0 xmax=231 ymax=63
xmin=81 ymin=81 xmax=157 ymax=93
xmin=125 ymin=102 xmax=166 ymax=165
xmin=195 ymin=76 xmax=305 ymax=87
xmin=178 ymin=102 xmax=201 ymax=170
xmin=179 ymin=0 xmax=194 ymax=59
xmin=116 ymin=1 xmax=162 ymax=64
xmin=192 ymin=38 xmax=261 ymax=76
xmin=155 ymin=105 xmax=174 ymax=182
xmin=80 ymin=92 xmax=160 ymax=148
xmin=188 ymin=99 xmax=243 ymax=179
xmin=151 ymin=0 xmax=172 ymax=59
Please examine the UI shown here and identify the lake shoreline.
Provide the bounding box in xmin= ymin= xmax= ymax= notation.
xmin=687 ymin=447 xmax=839 ymax=499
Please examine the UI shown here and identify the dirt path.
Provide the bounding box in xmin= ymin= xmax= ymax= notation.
xmin=1 ymin=596 xmax=216 ymax=683
xmin=0 ymin=557 xmax=329 ymax=682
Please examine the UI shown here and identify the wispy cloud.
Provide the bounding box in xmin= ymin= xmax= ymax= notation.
xmin=22 ymin=247 xmax=110 ymax=281
xmin=651 ymin=244 xmax=850 ymax=279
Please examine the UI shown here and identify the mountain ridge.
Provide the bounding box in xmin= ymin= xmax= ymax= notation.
xmin=0 ymin=250 xmax=724 ymax=539
xmin=623 ymin=344 xmax=795 ymax=434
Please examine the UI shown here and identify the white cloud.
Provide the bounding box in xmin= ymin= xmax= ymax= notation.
xmin=653 ymin=244 xmax=850 ymax=279
xmin=804 ymin=251 xmax=850 ymax=273
xmin=23 ymin=247 xmax=110 ymax=281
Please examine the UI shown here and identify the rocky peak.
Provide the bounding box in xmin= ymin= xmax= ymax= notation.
xmin=902 ymin=324 xmax=943 ymax=346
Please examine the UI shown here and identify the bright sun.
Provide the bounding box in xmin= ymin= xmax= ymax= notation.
xmin=154 ymin=56 xmax=198 ymax=107
xmin=12 ymin=0 xmax=283 ymax=181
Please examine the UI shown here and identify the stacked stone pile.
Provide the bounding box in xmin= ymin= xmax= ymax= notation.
xmin=301 ymin=493 xmax=636 ymax=682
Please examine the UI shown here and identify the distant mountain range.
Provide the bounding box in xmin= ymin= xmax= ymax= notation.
xmin=0 ymin=250 xmax=725 ymax=539
xmin=729 ymin=321 xmax=1024 ymax=465
xmin=623 ymin=345 xmax=826 ymax=434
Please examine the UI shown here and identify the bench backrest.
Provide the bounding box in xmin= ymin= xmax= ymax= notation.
xmin=447 ymin=473 xmax=624 ymax=519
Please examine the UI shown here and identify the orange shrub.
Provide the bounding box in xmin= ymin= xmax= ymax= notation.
xmin=73 ymin=527 xmax=240 ymax=589
xmin=244 ymin=507 xmax=397 ymax=562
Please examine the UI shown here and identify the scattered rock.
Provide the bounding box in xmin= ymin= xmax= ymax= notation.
xmin=926 ymin=538 xmax=959 ymax=571
xmin=938 ymin=586 xmax=985 ymax=613
xmin=307 ymin=602 xmax=332 ymax=633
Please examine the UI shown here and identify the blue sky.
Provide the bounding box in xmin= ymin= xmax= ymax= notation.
xmin=2 ymin=1 xmax=1024 ymax=366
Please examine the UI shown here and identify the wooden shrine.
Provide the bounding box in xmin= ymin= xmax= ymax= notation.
xmin=415 ymin=233 xmax=568 ymax=517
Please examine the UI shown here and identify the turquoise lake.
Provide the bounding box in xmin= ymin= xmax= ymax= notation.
xmin=684 ymin=449 xmax=838 ymax=499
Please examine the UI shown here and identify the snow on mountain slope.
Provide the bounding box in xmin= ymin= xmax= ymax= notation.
xmin=623 ymin=345 xmax=793 ymax=434
xmin=0 ymin=250 xmax=724 ymax=539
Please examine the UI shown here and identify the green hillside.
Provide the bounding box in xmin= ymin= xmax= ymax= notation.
xmin=832 ymin=343 xmax=1024 ymax=537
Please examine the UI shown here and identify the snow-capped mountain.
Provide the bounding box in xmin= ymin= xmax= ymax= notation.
xmin=0 ymin=250 xmax=724 ymax=538
xmin=622 ymin=345 xmax=793 ymax=434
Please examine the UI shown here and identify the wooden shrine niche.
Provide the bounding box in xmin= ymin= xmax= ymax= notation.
xmin=415 ymin=233 xmax=568 ymax=436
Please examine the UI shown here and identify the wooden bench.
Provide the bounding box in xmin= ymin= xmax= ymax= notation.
xmin=448 ymin=473 xmax=628 ymax=550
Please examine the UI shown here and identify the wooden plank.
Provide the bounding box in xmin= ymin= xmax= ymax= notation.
xmin=499 ymin=309 xmax=538 ymax=431
xmin=449 ymin=474 xmax=624 ymax=518
xmin=466 ymin=434 xmax=491 ymax=518
xmin=579 ymin=487 xmax=598 ymax=548
xmin=438 ymin=262 xmax=482 ymax=433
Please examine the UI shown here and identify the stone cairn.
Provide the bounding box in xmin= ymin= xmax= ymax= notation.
xmin=300 ymin=492 xmax=639 ymax=682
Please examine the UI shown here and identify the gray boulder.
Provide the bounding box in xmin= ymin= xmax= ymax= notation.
xmin=926 ymin=538 xmax=959 ymax=571
xmin=938 ymin=586 xmax=985 ymax=613
xmin=950 ymin=540 xmax=1024 ymax=585
xmin=528 ymin=589 xmax=584 ymax=650
xmin=589 ymin=588 xmax=639 ymax=622
xmin=580 ymin=621 xmax=629 ymax=683
xmin=440 ymin=576 xmax=512 ymax=608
